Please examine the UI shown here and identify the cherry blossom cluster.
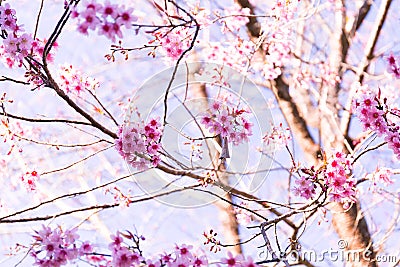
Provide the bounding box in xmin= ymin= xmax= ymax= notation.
xmin=30 ymin=226 xmax=262 ymax=267
xmin=352 ymin=84 xmax=400 ymax=158
xmin=365 ymin=167 xmax=394 ymax=187
xmin=216 ymin=3 xmax=250 ymax=33
xmin=200 ymin=97 xmax=253 ymax=145
xmin=261 ymin=28 xmax=292 ymax=80
xmin=352 ymin=85 xmax=387 ymax=135
xmin=188 ymin=2 xmax=212 ymax=28
xmin=160 ymin=244 xmax=259 ymax=267
xmin=115 ymin=118 xmax=163 ymax=170
xmin=150 ymin=28 xmax=192 ymax=60
xmin=0 ymin=3 xmax=19 ymax=32
xmin=31 ymin=225 xmax=93 ymax=266
xmin=109 ymin=231 xmax=144 ymax=267
xmin=221 ymin=252 xmax=260 ymax=267
xmin=71 ymin=0 xmax=137 ymax=42
xmin=57 ymin=64 xmax=99 ymax=94
xmin=294 ymin=151 xmax=356 ymax=205
xmin=293 ymin=176 xmax=316 ymax=200
xmin=0 ymin=3 xmax=32 ymax=67
xmin=259 ymin=1 xmax=297 ymax=80
xmin=0 ymin=3 xmax=58 ymax=82
xmin=323 ymin=151 xmax=356 ymax=204
xmin=23 ymin=38 xmax=58 ymax=89
xmin=387 ymin=53 xmax=400 ymax=79
xmin=1 ymin=33 xmax=32 ymax=67
xmin=1 ymin=36 xmax=57 ymax=70
xmin=21 ymin=169 xmax=40 ymax=191
xmin=108 ymin=232 xmax=209 ymax=267
xmin=159 ymin=244 xmax=208 ymax=267
xmin=206 ymin=38 xmax=256 ymax=73
xmin=262 ymin=123 xmax=291 ymax=149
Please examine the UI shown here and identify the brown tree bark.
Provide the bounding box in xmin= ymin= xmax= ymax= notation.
xmin=234 ymin=0 xmax=392 ymax=265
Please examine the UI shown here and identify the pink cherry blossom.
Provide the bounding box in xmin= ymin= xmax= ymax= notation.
xmin=101 ymin=1 xmax=118 ymax=19
xmin=324 ymin=151 xmax=356 ymax=204
xmin=72 ymin=0 xmax=137 ymax=41
xmin=352 ymin=83 xmax=400 ymax=158
xmin=146 ymin=259 xmax=162 ymax=267
xmin=115 ymin=117 xmax=163 ymax=170
xmin=57 ymin=64 xmax=99 ymax=94
xmin=218 ymin=4 xmax=250 ymax=33
xmin=153 ymin=28 xmax=192 ymax=60
xmin=193 ymin=255 xmax=208 ymax=266
xmin=221 ymin=251 xmax=244 ymax=266
xmin=21 ymin=169 xmax=40 ymax=191
xmin=387 ymin=53 xmax=400 ymax=78
xmin=82 ymin=0 xmax=102 ymax=12
xmin=263 ymin=123 xmax=291 ymax=149
xmin=80 ymin=8 xmax=100 ymax=30
xmin=206 ymin=38 xmax=256 ymax=73
xmin=366 ymin=167 xmax=394 ymax=186
xmin=200 ymin=95 xmax=253 ymax=145
xmin=175 ymin=244 xmax=194 ymax=259
xmin=293 ymin=176 xmax=316 ymax=200
xmin=31 ymin=225 xmax=93 ymax=266
xmin=116 ymin=6 xmax=137 ymax=29
xmin=0 ymin=3 xmax=18 ymax=32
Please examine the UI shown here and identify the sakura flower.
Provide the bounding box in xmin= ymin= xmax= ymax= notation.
xmin=31 ymin=225 xmax=93 ymax=266
xmin=116 ymin=6 xmax=137 ymax=29
xmin=146 ymin=259 xmax=162 ymax=267
xmin=57 ymin=64 xmax=99 ymax=94
xmin=0 ymin=3 xmax=18 ymax=32
xmin=200 ymin=96 xmax=253 ymax=145
xmin=79 ymin=241 xmax=93 ymax=255
xmin=101 ymin=1 xmax=118 ymax=19
xmin=352 ymin=83 xmax=400 ymax=158
xmin=153 ymin=28 xmax=192 ymax=60
xmin=80 ymin=8 xmax=100 ymax=30
xmin=221 ymin=251 xmax=244 ymax=266
xmin=109 ymin=231 xmax=124 ymax=250
xmin=366 ymin=167 xmax=394 ymax=186
xmin=21 ymin=169 xmax=40 ymax=191
xmin=193 ymin=255 xmax=208 ymax=266
xmin=263 ymin=123 xmax=291 ymax=149
xmin=3 ymin=35 xmax=19 ymax=53
xmin=175 ymin=244 xmax=194 ymax=259
xmin=115 ymin=117 xmax=163 ymax=170
xmin=324 ymin=151 xmax=356 ymax=204
xmin=64 ymin=228 xmax=79 ymax=245
xmin=72 ymin=0 xmax=136 ymax=41
xmin=82 ymin=0 xmax=102 ymax=12
xmin=293 ymin=176 xmax=316 ymax=200
xmin=112 ymin=247 xmax=138 ymax=267
xmin=219 ymin=4 xmax=250 ymax=33
xmin=387 ymin=53 xmax=400 ymax=79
